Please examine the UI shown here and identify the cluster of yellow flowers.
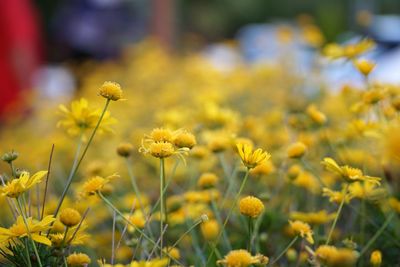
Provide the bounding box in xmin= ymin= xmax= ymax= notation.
xmin=0 ymin=32 xmax=399 ymax=266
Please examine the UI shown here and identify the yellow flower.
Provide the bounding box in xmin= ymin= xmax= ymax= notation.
xmin=323 ymin=39 xmax=375 ymax=59
xmin=197 ymin=173 xmax=219 ymax=189
xmin=236 ymin=143 xmax=271 ymax=169
xmin=353 ymin=59 xmax=375 ymax=76
xmin=146 ymin=128 xmax=175 ymax=143
xmin=306 ymin=104 xmax=327 ymax=125
xmin=140 ymin=128 xmax=190 ymax=159
xmin=117 ymin=142 xmax=134 ymax=157
xmin=60 ymin=208 xmax=82 ymax=227
xmin=57 ymin=98 xmax=116 ymax=136
xmin=50 ymin=223 xmax=89 ymax=247
xmin=370 ymin=250 xmax=382 ymax=267
xmin=173 ymin=130 xmax=197 ymax=149
xmin=288 ymin=220 xmax=314 ymax=244
xmin=67 ymin=252 xmax=91 ymax=266
xmin=1 ymin=170 xmax=47 ymax=198
xmin=321 ymin=158 xmax=380 ymax=184
xmin=99 ymin=81 xmax=124 ymax=101
xmin=315 ymin=245 xmax=358 ymax=267
xmin=128 ymin=258 xmax=169 ymax=267
xmin=163 ymin=247 xmax=180 ymax=260
xmin=250 ymin=160 xmax=275 ymax=176
xmin=388 ymin=197 xmax=400 ymax=213
xmin=322 ymin=187 xmax=353 ymax=204
xmin=200 ymin=219 xmax=219 ymax=241
xmin=348 ymin=181 xmax=380 ymax=200
xmin=81 ymin=174 xmax=118 ymax=197
xmin=0 ymin=215 xmax=55 ymax=246
xmin=287 ymin=142 xmax=307 ymax=158
xmin=239 ymin=196 xmax=265 ymax=218
xmin=290 ymin=210 xmax=336 ymax=225
xmin=217 ymin=249 xmax=269 ymax=267
xmin=126 ymin=210 xmax=146 ymax=231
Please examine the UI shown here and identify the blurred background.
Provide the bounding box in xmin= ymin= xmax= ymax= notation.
xmin=2 ymin=0 xmax=400 ymax=121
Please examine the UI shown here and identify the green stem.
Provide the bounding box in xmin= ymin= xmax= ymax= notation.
xmin=270 ymin=236 xmax=298 ymax=266
xmin=170 ymin=217 xmax=203 ymax=249
xmin=54 ymin=99 xmax=110 ymax=218
xmin=360 ymin=212 xmax=395 ymax=256
xmin=124 ymin=158 xmax=155 ymax=240
xmin=326 ymin=184 xmax=348 ymax=245
xmin=248 ymin=217 xmax=253 ymax=252
xmin=210 ymin=200 xmax=231 ymax=251
xmin=206 ymin=169 xmax=250 ymax=264
xmin=159 ymin=158 xmax=166 ymax=256
xmin=16 ymin=198 xmax=43 ymax=267
xmin=97 ymin=192 xmax=183 ymax=266
xmin=62 ymin=227 xmax=69 ymax=246
xmin=23 ymin=238 xmax=32 ymax=267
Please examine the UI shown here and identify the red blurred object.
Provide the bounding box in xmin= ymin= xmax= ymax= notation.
xmin=0 ymin=0 xmax=42 ymax=120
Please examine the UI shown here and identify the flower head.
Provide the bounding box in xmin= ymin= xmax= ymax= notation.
xmin=116 ymin=142 xmax=134 ymax=157
xmin=322 ymin=187 xmax=353 ymax=204
xmin=290 ymin=210 xmax=336 ymax=225
xmin=370 ymin=250 xmax=382 ymax=267
xmin=99 ymin=81 xmax=123 ymax=101
xmin=67 ymin=252 xmax=91 ymax=267
xmin=197 ymin=173 xmax=219 ymax=189
xmin=239 ymin=196 xmax=265 ymax=218
xmin=60 ymin=208 xmax=82 ymax=227
xmin=0 ymin=215 xmax=55 ymax=246
xmin=200 ymin=219 xmax=219 ymax=241
xmin=236 ymin=143 xmax=270 ymax=169
xmin=81 ymin=174 xmax=118 ymax=197
xmin=1 ymin=170 xmax=47 ymax=198
xmin=288 ymin=220 xmax=314 ymax=244
xmin=57 ymin=98 xmax=116 ymax=137
xmin=321 ymin=158 xmax=380 ymax=185
xmin=287 ymin=142 xmax=307 ymax=158
xmin=315 ymin=245 xmax=358 ymax=267
xmin=353 ymin=59 xmax=375 ymax=76
xmin=217 ymin=249 xmax=269 ymax=267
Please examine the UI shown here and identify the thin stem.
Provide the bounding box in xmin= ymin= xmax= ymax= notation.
xmin=207 ymin=169 xmax=250 ymax=264
xmin=124 ymin=158 xmax=154 ymax=240
xmin=62 ymin=227 xmax=69 ymax=246
xmin=159 ymin=158 xmax=166 ymax=256
xmin=54 ymin=99 xmax=110 ymax=218
xmin=360 ymin=212 xmax=395 ymax=256
xmin=326 ymin=184 xmax=349 ymax=245
xmin=270 ymin=236 xmax=299 ymax=266
xmin=41 ymin=144 xmax=54 ymax=220
xmin=97 ymin=192 xmax=183 ymax=266
xmin=210 ymin=200 xmax=231 ymax=251
xmin=248 ymin=217 xmax=253 ymax=252
xmin=111 ymin=210 xmax=116 ymax=265
xmin=16 ymin=198 xmax=43 ymax=267
xmin=23 ymin=238 xmax=32 ymax=267
xmin=170 ymin=217 xmax=203 ymax=249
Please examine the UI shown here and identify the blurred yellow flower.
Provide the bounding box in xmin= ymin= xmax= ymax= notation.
xmin=57 ymin=98 xmax=117 ymax=137
xmin=288 ymin=220 xmax=314 ymax=244
xmin=67 ymin=252 xmax=91 ymax=267
xmin=290 ymin=210 xmax=336 ymax=225
xmin=217 ymin=249 xmax=269 ymax=267
xmin=321 ymin=158 xmax=380 ymax=184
